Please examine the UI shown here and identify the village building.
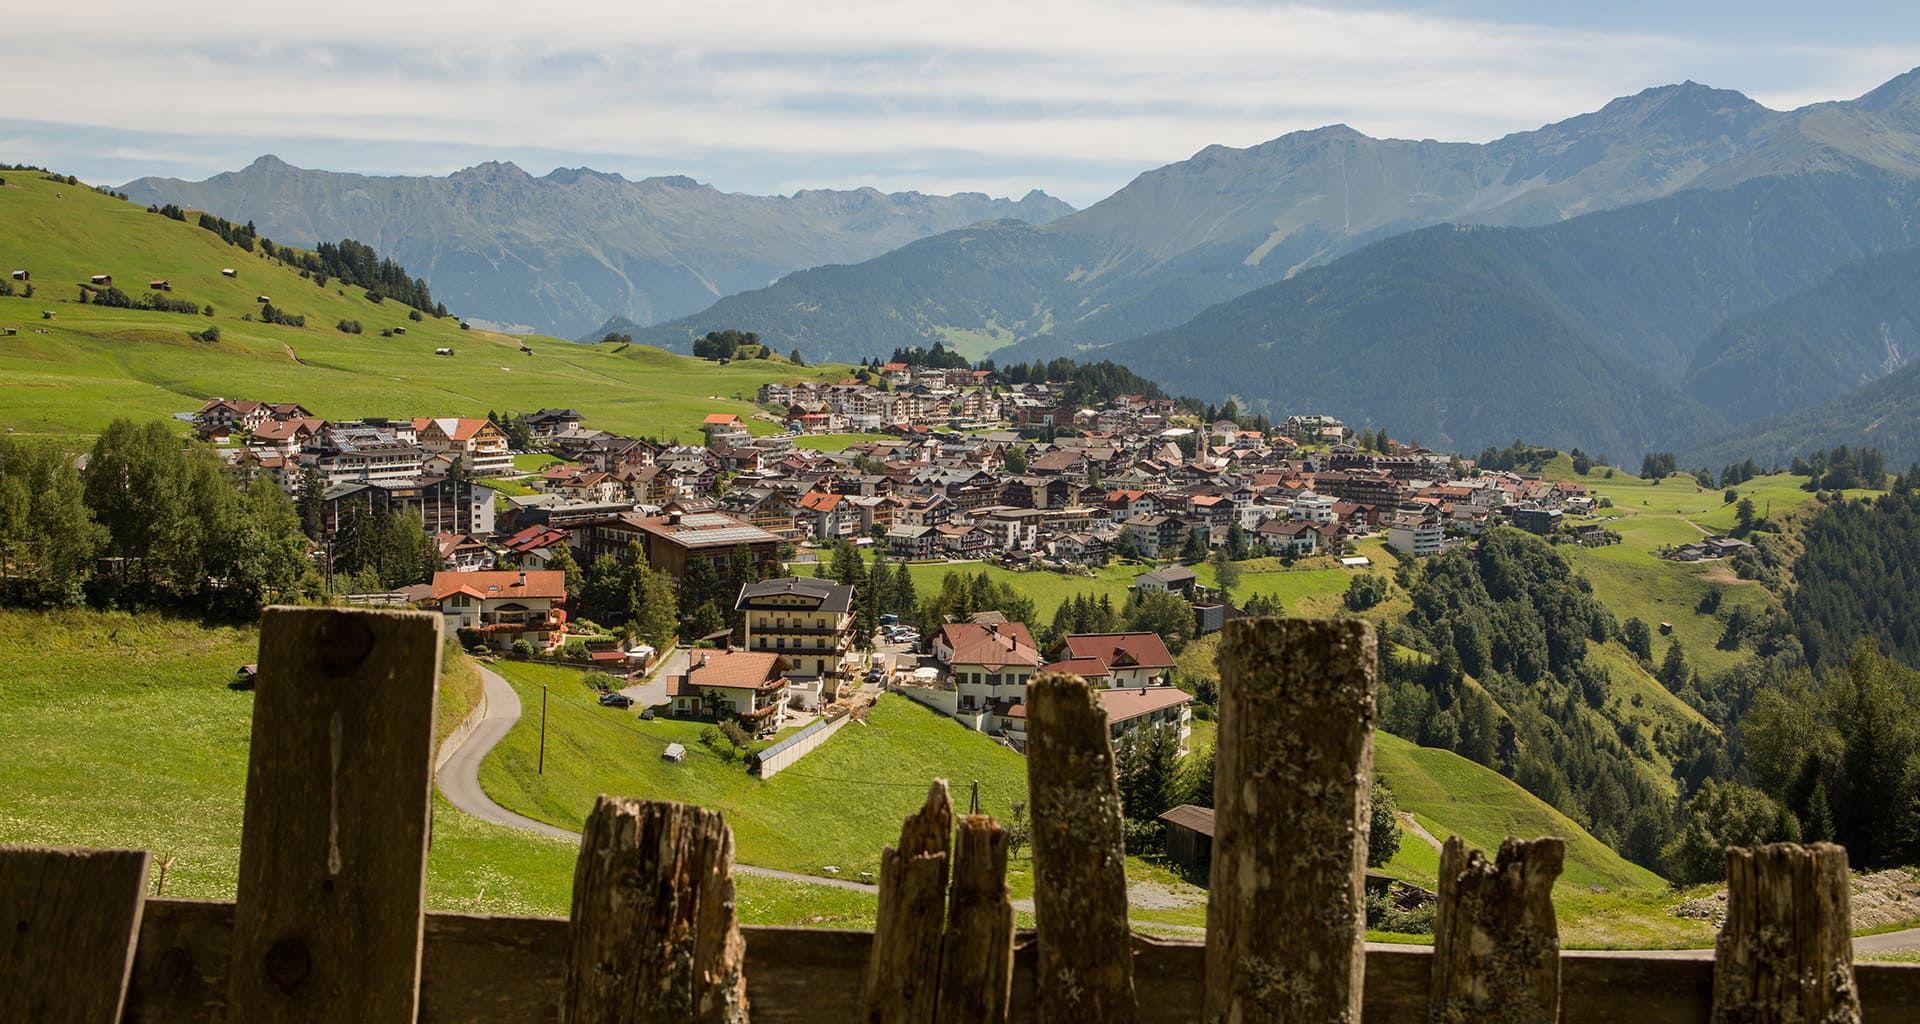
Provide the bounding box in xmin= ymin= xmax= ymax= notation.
xmin=1045 ymin=632 xmax=1178 ymax=688
xmin=431 ymin=570 xmax=566 ymax=650
xmin=1386 ymin=505 xmax=1446 ymax=557
xmin=665 ymin=650 xmax=793 ymax=736
xmin=413 ymin=417 xmax=513 ymax=475
xmin=934 ymin=621 xmax=1044 ymax=736
xmin=735 ymin=577 xmax=857 ymax=680
xmin=619 ymin=510 xmax=784 ymax=580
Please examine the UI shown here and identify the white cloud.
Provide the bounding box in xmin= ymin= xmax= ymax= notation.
xmin=5 ymin=1 xmax=1914 ymax=204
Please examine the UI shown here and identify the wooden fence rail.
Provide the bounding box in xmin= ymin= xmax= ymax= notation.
xmin=3 ymin=607 xmax=1917 ymax=1023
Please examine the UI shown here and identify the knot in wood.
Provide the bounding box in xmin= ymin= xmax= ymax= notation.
xmin=317 ymin=613 xmax=376 ymax=671
xmin=263 ymin=935 xmax=312 ymax=992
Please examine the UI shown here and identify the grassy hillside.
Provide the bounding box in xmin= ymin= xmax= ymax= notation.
xmin=0 ymin=171 xmax=850 ymax=440
xmin=1375 ymin=733 xmax=1662 ymax=892
xmin=482 ymin=663 xmax=1034 ymax=888
xmin=0 ymin=607 xmax=876 ymax=922
xmin=1540 ymin=455 xmax=1874 ymax=678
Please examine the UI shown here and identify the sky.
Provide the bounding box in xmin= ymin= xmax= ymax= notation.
xmin=2 ymin=1 xmax=1917 ymax=207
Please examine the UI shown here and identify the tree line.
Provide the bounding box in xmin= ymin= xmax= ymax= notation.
xmin=0 ymin=421 xmax=310 ymax=618
xmin=188 ymin=212 xmax=445 ymax=317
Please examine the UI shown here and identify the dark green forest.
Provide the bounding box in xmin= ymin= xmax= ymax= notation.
xmin=1787 ymin=489 xmax=1920 ymax=669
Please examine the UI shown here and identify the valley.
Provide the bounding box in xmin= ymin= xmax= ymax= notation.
xmin=7 ymin=49 xmax=1920 ymax=1007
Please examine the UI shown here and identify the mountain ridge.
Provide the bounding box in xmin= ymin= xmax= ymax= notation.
xmin=1075 ymin=168 xmax=1920 ymax=457
xmin=632 ymin=68 xmax=1920 ymax=363
xmin=120 ymin=156 xmax=1075 ymax=338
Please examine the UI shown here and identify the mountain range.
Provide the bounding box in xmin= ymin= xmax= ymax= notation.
xmin=118 ymin=69 xmax=1920 ymax=460
xmin=624 ymin=68 xmax=1920 ymax=457
xmin=120 ymin=157 xmax=1073 ymax=336
xmin=634 ymin=72 xmax=1920 ymax=363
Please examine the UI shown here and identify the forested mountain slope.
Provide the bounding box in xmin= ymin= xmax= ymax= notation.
xmin=1683 ymin=246 xmax=1920 ymax=424
xmin=1080 ymin=169 xmax=1920 ymax=456
xmin=1685 ymin=360 xmax=1920 ymax=470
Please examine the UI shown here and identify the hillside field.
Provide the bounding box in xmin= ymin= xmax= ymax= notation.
xmin=1541 ymin=455 xmax=1877 ymax=677
xmin=0 ymin=608 xmax=874 ymax=923
xmin=0 ymin=170 xmax=853 ymax=441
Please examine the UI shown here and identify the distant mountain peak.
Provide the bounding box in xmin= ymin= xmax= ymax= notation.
xmin=456 ymin=160 xmax=532 ymax=183
xmin=643 ymin=174 xmax=707 ymax=190
xmin=541 ymin=166 xmax=628 ymax=185
xmin=1603 ymin=79 xmax=1769 ymax=120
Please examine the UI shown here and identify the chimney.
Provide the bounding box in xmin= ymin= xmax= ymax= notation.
xmin=516 ymin=570 xmax=527 ymax=589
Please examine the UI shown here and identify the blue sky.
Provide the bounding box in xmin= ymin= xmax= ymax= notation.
xmin=2 ymin=1 xmax=1915 ymax=207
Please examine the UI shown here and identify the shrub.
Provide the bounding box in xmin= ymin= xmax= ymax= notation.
xmin=456 ymin=627 xmax=484 ymax=648
xmin=583 ymin=671 xmax=623 ymax=694
xmin=1364 ymin=890 xmax=1436 ymax=935
xmin=191 ymin=326 xmax=220 ymax=343
xmin=409 ymin=308 xmax=422 ymax=321
xmin=1344 ymin=573 xmax=1388 ymax=611
xmin=1121 ymin=818 xmax=1165 ymax=857
xmin=336 ymin=319 xmax=363 ymax=335
xmin=510 ymin=639 xmax=534 ymax=657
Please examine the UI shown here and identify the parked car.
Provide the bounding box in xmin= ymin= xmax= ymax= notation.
xmin=597 ymin=692 xmax=634 ymax=709
xmin=866 ymin=665 xmax=886 ymax=683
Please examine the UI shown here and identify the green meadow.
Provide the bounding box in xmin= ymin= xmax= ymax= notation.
xmin=0 ymin=171 xmax=853 ymax=441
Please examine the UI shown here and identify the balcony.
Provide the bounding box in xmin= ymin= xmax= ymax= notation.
xmin=476 ymin=613 xmax=561 ymax=634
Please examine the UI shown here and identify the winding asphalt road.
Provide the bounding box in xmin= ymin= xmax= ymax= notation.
xmin=436 ymin=664 xmax=1920 ymax=951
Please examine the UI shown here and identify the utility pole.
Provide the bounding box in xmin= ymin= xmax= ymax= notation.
xmin=538 ymin=685 xmax=549 ymax=774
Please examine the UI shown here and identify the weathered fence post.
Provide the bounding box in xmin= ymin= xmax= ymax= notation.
xmin=862 ymin=780 xmax=954 ymax=1024
xmin=1205 ymin=617 xmax=1376 ymax=1024
xmin=937 ymin=814 xmax=1014 ymax=1024
xmin=1711 ymin=842 xmax=1861 ymax=1024
xmin=0 ymin=846 xmax=151 ymax=1024
xmin=225 ymin=607 xmax=441 ymax=1023
xmin=562 ymin=796 xmax=747 ymax=1024
xmin=1027 ymin=672 xmax=1137 ymax=1024
xmin=1428 ymin=836 xmax=1565 ymax=1023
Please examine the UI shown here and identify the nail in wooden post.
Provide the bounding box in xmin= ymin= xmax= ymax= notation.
xmin=0 ymin=846 xmax=151 ymax=1024
xmin=1428 ymin=836 xmax=1565 ymax=1023
xmin=1205 ymin=617 xmax=1376 ymax=1024
xmin=225 ymin=607 xmax=441 ymax=1023
xmin=862 ymin=780 xmax=954 ymax=1024
xmin=562 ymin=797 xmax=747 ymax=1024
xmin=1027 ymin=672 xmax=1137 ymax=1024
xmin=937 ymin=814 xmax=1014 ymax=1024
xmin=1711 ymin=842 xmax=1861 ymax=1024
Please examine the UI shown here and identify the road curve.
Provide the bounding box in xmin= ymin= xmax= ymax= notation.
xmin=437 ymin=664 xmax=879 ymax=893
xmin=437 ymin=666 xmax=1920 ymax=950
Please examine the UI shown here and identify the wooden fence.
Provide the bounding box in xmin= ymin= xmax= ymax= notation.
xmin=3 ymin=608 xmax=1918 ymax=1023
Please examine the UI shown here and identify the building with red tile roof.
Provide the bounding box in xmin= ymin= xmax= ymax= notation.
xmin=665 ymin=650 xmax=793 ymax=735
xmin=1048 ymin=632 xmax=1176 ymax=686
